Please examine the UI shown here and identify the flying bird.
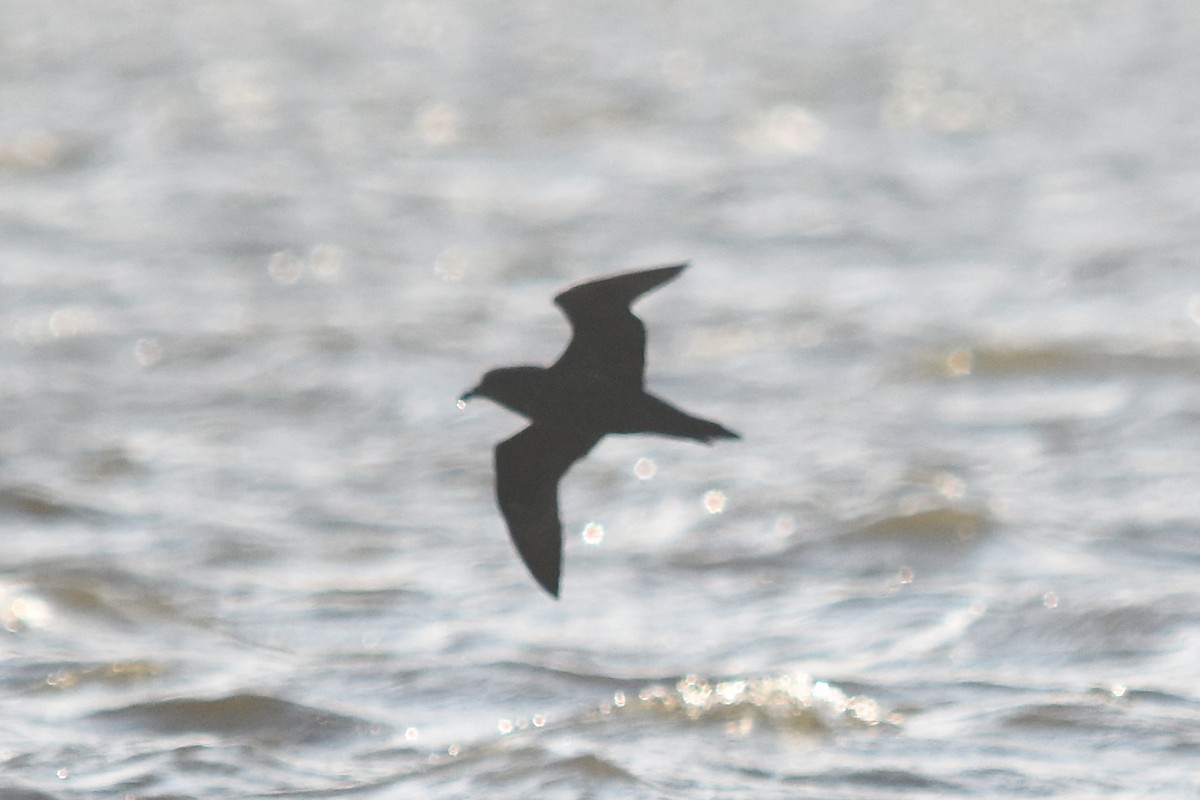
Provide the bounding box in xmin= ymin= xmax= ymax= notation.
xmin=460 ymin=263 xmax=739 ymax=597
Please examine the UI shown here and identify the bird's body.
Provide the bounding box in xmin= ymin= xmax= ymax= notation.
xmin=461 ymin=264 xmax=738 ymax=597
xmin=469 ymin=364 xmax=732 ymax=440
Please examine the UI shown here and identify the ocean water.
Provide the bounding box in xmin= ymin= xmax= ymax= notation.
xmin=3 ymin=1 xmax=1200 ymax=797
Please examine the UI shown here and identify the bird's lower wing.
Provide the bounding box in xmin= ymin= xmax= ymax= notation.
xmin=494 ymin=426 xmax=602 ymax=597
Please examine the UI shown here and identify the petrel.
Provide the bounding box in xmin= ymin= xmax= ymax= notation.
xmin=460 ymin=263 xmax=739 ymax=598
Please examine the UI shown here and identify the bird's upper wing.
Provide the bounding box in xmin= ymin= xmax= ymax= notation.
xmin=552 ymin=264 xmax=687 ymax=388
xmin=494 ymin=425 xmax=602 ymax=597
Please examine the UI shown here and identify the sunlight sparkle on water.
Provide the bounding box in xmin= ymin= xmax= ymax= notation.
xmin=582 ymin=522 xmax=604 ymax=545
xmin=48 ymin=307 xmax=98 ymax=338
xmin=945 ymin=347 xmax=974 ymax=376
xmin=4 ymin=594 xmax=52 ymax=631
xmin=267 ymin=250 xmax=303 ymax=285
xmin=633 ymin=672 xmax=889 ymax=729
xmin=744 ymin=103 xmax=826 ymax=155
xmin=434 ymin=245 xmax=472 ymax=282
xmin=499 ymin=715 xmax=544 ymax=734
xmin=934 ymin=472 xmax=965 ymax=499
xmin=134 ymin=337 xmax=162 ymax=367
xmin=416 ymin=102 xmax=459 ymax=145
xmin=1188 ymin=293 xmax=1200 ymax=326
xmin=633 ymin=457 xmax=656 ymax=480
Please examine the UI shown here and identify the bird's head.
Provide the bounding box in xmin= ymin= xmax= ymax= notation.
xmin=459 ymin=366 xmax=546 ymax=418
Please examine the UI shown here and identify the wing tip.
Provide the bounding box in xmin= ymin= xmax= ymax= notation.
xmin=528 ymin=562 xmax=561 ymax=598
xmin=644 ymin=261 xmax=688 ymax=280
xmin=553 ymin=262 xmax=691 ymax=310
xmin=508 ymin=538 xmax=562 ymax=598
xmin=507 ymin=535 xmax=562 ymax=598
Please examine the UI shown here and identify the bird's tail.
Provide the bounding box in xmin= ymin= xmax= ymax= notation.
xmin=636 ymin=394 xmax=740 ymax=443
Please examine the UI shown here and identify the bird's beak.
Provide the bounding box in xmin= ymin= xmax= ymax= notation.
xmin=458 ymin=388 xmax=477 ymax=404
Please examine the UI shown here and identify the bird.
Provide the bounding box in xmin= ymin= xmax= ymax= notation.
xmin=459 ymin=263 xmax=739 ymax=598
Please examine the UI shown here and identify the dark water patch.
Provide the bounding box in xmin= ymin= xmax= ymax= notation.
xmin=0 ymin=786 xmax=60 ymax=800
xmin=91 ymin=693 xmax=380 ymax=746
xmin=83 ymin=739 xmax=358 ymax=799
xmin=141 ymin=331 xmax=254 ymax=371
xmin=474 ymin=744 xmax=640 ymax=788
xmin=1121 ymin=686 xmax=1200 ymax=707
xmin=835 ymin=767 xmax=961 ymax=792
xmin=310 ymin=586 xmax=418 ymax=618
xmin=76 ymin=444 xmax=144 ymax=481
xmin=924 ymin=341 xmax=1200 ymax=381
xmin=664 ymin=504 xmax=992 ymax=579
xmin=0 ymin=131 xmax=94 ymax=173
xmin=1000 ymin=699 xmax=1130 ymax=735
xmin=738 ymin=758 xmax=965 ymax=794
xmin=320 ymin=739 xmax=652 ymax=800
xmin=831 ymin=505 xmax=994 ymax=575
xmin=964 ymin=597 xmax=1180 ymax=667
xmin=849 ymin=507 xmax=992 ymax=545
xmin=26 ymin=561 xmax=199 ymax=628
xmin=487 ymin=659 xmax=634 ymax=692
xmin=287 ymin=513 xmax=427 ymax=563
xmin=956 ymin=766 xmax=1073 ymax=797
xmin=0 ymin=484 xmax=98 ymax=521
xmin=302 ymin=324 xmax=362 ymax=355
xmin=1114 ymin=688 xmax=1200 ymax=752
xmin=192 ymin=524 xmax=285 ymax=567
xmin=1095 ymin=521 xmax=1200 ymax=568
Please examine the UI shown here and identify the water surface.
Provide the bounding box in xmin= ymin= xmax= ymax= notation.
xmin=3 ymin=1 xmax=1200 ymax=797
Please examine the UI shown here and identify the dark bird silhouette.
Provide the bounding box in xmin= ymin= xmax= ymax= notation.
xmin=460 ymin=263 xmax=739 ymax=597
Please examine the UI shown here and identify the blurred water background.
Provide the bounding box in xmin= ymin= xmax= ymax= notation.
xmin=3 ymin=1 xmax=1200 ymax=797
